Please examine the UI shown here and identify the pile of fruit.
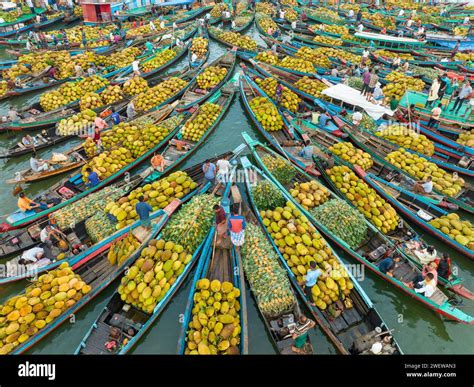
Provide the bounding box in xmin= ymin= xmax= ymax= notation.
xmin=141 ymin=48 xmax=179 ymax=73
xmin=409 ymin=65 xmax=439 ymax=80
xmin=284 ymin=9 xmax=298 ymax=22
xmin=456 ymin=130 xmax=474 ymax=148
xmin=105 ymin=172 xmax=197 ymax=229
xmin=107 ymin=234 xmax=141 ymax=266
xmin=253 ymin=181 xmax=286 ymax=211
xmin=280 ymin=56 xmax=314 ymax=73
xmin=329 ymin=142 xmax=374 ymax=170
xmin=210 ymin=3 xmax=227 ymax=18
xmin=6 ymin=51 xmax=74 ymax=80
xmin=256 ymin=2 xmax=275 ymax=15
xmin=261 ymin=154 xmax=296 ymax=186
xmin=454 ymin=27 xmax=469 ymax=37
xmin=315 ymin=47 xmax=366 ymax=65
xmin=127 ymin=24 xmax=160 ymax=37
xmin=184 ymin=279 xmax=241 ymax=355
xmin=255 ymin=77 xmax=300 ymax=113
xmin=324 ymin=25 xmax=348 ymax=35
xmin=73 ymin=6 xmax=83 ymax=16
xmin=242 ymin=223 xmax=296 ymax=317
xmin=122 ymin=76 xmax=149 ymax=97
xmin=133 ymin=77 xmax=188 ymax=112
xmin=362 ymin=11 xmax=396 ymax=29
xmin=196 ymin=66 xmax=227 ymax=89
xmin=57 ymin=109 xmax=97 ymax=136
xmin=0 ymin=262 xmax=90 ymax=354
xmin=99 ymin=85 xmax=123 ymax=105
xmin=85 ymin=212 xmax=116 ymax=243
xmin=0 ymin=81 xmax=8 ymax=97
xmin=383 ymin=72 xmax=425 ymax=100
xmin=257 ymin=16 xmax=278 ymax=34
xmin=81 ymin=147 xmax=134 ymax=182
xmin=294 ymin=76 xmax=327 ymax=98
xmin=255 ymin=50 xmax=279 ymax=65
xmin=216 ymin=29 xmax=257 ymax=51
xmin=235 ymin=13 xmax=252 ymax=28
xmin=100 ymin=47 xmax=141 ymax=69
xmin=50 ymin=184 xmax=129 ymax=230
xmin=428 ymin=213 xmax=474 ymax=249
xmin=308 ymin=7 xmax=342 ymax=23
xmin=259 ymin=199 xmax=354 ymax=308
xmin=118 ymin=239 xmax=192 ymax=313
xmin=311 ymin=198 xmax=368 ymax=249
xmin=385 ymin=149 xmax=464 ymax=197
xmin=376 ymin=126 xmax=435 ymax=156
xmin=327 ymin=165 xmax=399 ymax=233
xmin=295 ymin=47 xmax=331 ymax=68
xmin=374 ymin=50 xmax=414 ymax=61
xmin=79 ymin=92 xmax=103 ymax=111
xmin=348 ymin=111 xmax=376 ymax=131
xmin=347 ymin=76 xmax=364 ymax=91
xmin=191 ymin=37 xmax=208 ymax=58
xmin=182 ymin=102 xmax=222 ymax=142
xmin=313 ymin=35 xmax=343 ymax=46
xmin=340 ymin=3 xmax=360 ymax=11
xmin=289 ymin=180 xmax=330 ymax=210
xmin=249 ymin=97 xmax=284 ymax=132
xmin=455 ymin=52 xmax=474 ymax=62
xmin=236 ymin=2 xmax=247 ymax=14
xmin=162 ymin=194 xmax=219 ymax=253
xmin=40 ymin=76 xmax=109 ymax=111
xmin=281 ymin=0 xmax=297 ymax=5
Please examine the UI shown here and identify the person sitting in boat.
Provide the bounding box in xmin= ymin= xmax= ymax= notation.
xmin=414 ymin=245 xmax=437 ymax=266
xmin=30 ymin=153 xmax=52 ymax=173
xmin=410 ymin=272 xmax=437 ymax=298
xmin=151 ymin=153 xmax=165 ymax=172
xmin=357 ymin=23 xmax=364 ymax=33
xmin=18 ymin=246 xmax=45 ymax=266
xmin=405 ymin=17 xmax=414 ymax=29
xmin=372 ymin=83 xmax=384 ymax=104
xmin=74 ymin=63 xmax=84 ymax=78
xmin=40 ymin=224 xmax=66 ymax=249
xmin=110 ymin=107 xmax=121 ymax=125
xmin=401 ymin=60 xmax=409 ymax=73
xmin=378 ymin=256 xmax=401 ymax=277
xmin=299 ymin=139 xmax=314 ymax=160
xmin=291 ymin=315 xmax=315 ymax=354
xmin=231 ymin=19 xmax=236 ymax=30
xmin=421 ymin=261 xmax=439 ymax=286
xmin=126 ymin=101 xmax=136 ymax=120
xmin=7 ymin=107 xmax=20 ymax=123
xmin=84 ymin=167 xmax=101 ymax=188
xmin=392 ymin=55 xmax=401 ymax=69
xmin=413 ymin=176 xmax=433 ymax=195
xmin=361 ymin=48 xmax=370 ymax=67
xmin=87 ymin=64 xmax=97 ymax=77
xmin=275 ymin=83 xmax=283 ymax=104
xmin=21 ymin=134 xmax=37 ymax=148
xmin=348 ymin=9 xmax=354 ymax=19
xmin=48 ymin=66 xmax=57 ymax=80
xmin=318 ymin=111 xmax=330 ymax=129
xmin=351 ymin=111 xmax=363 ymax=127
xmin=435 ymin=253 xmax=452 ymax=280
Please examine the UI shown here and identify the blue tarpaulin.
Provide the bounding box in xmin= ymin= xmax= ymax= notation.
xmin=156 ymin=0 xmax=194 ymax=6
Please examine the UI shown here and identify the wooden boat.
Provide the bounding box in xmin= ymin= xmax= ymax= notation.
xmin=341 ymin=123 xmax=474 ymax=214
xmin=237 ymin=184 xmax=314 ymax=354
xmin=143 ymin=73 xmax=239 ymax=185
xmin=10 ymin=199 xmax=181 ymax=355
xmin=139 ymin=43 xmax=190 ymax=79
xmin=177 ymin=188 xmax=248 ymax=355
xmin=363 ymin=173 xmax=474 ymax=261
xmin=6 ymin=145 xmax=88 ymax=185
xmin=178 ymin=50 xmax=237 ymax=111
xmin=208 ymin=26 xmax=259 ymax=55
xmin=188 ymin=27 xmax=210 ymax=68
xmin=244 ymin=133 xmax=474 ymax=302
xmin=75 ymin=160 xmax=231 ymax=354
xmin=0 ymin=112 xmax=187 ymax=232
xmin=0 ymin=13 xmax=38 ymax=38
xmin=239 ymin=71 xmax=320 ymax=176
xmin=241 ymin=156 xmax=403 ymax=353
xmin=234 ymin=11 xmax=255 ymax=33
xmin=34 ymin=13 xmax=65 ymax=30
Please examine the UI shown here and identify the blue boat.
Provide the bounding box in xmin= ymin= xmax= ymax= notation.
xmin=188 ymin=27 xmax=210 ymax=68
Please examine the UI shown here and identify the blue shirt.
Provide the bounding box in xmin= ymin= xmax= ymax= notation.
xmin=135 ymin=202 xmax=153 ymax=220
xmin=111 ymin=112 xmax=121 ymax=125
xmin=378 ymin=257 xmax=394 ymax=274
xmin=87 ymin=171 xmax=100 ymax=187
xmin=305 ymin=268 xmax=322 ymax=287
xmin=203 ymin=163 xmax=216 ymax=180
xmin=319 ymin=113 xmax=329 ymax=127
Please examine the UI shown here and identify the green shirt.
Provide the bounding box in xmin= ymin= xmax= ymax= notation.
xmin=294 ymin=332 xmax=308 ymax=348
xmin=390 ymin=98 xmax=399 ymax=110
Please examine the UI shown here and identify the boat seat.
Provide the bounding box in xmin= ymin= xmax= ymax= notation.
xmin=80 ymin=321 xmax=114 ymax=355
xmin=392 ymin=263 xmax=417 ymax=283
xmin=341 ymin=306 xmax=363 ymax=327
xmin=327 ymin=313 xmax=349 ymax=334
xmin=277 ymin=337 xmax=296 ymax=354
xmin=429 ymin=289 xmax=449 ymax=306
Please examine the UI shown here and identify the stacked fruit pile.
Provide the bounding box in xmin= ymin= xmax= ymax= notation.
xmin=376 ymin=126 xmax=435 ymax=156
xmin=281 ymin=0 xmax=297 ymax=5
xmin=211 ymin=3 xmax=227 ymax=18
xmin=99 ymin=85 xmax=123 ymax=105
xmin=348 ymin=111 xmax=376 ymax=131
xmin=374 ymin=50 xmax=414 ymax=61
xmin=261 ymin=154 xmax=296 ymax=186
xmin=456 ymin=130 xmax=474 ymax=148
xmin=191 ymin=37 xmax=208 ymax=58
xmin=118 ymin=239 xmax=192 ymax=313
xmin=295 ymin=47 xmax=331 ymax=68
xmin=315 ymin=47 xmax=366 ymax=65
xmin=255 ymin=50 xmax=279 ymax=65
xmin=280 ymin=56 xmax=314 ymax=73
xmin=196 ymin=66 xmax=227 ymax=89
xmin=100 ymin=47 xmax=141 ymax=69
xmin=362 ymin=11 xmax=396 ymax=29
xmin=308 ymin=7 xmax=342 ymax=23
xmin=242 ymin=223 xmax=296 ymax=317
xmin=324 ymin=25 xmax=348 ymax=35
xmin=284 ymin=9 xmax=298 ymax=21
xmin=56 ymin=109 xmax=97 ymax=136
xmin=0 ymin=81 xmax=7 ymax=98
xmin=50 ymin=184 xmax=128 ymax=229
xmin=107 ymin=234 xmax=141 ymax=266
xmin=313 ymin=35 xmax=343 ymax=46
xmin=122 ymin=76 xmax=149 ymax=97
xmin=162 ymin=194 xmax=219 ymax=253
xmin=133 ymin=77 xmax=188 ymax=112
xmin=85 ymin=212 xmax=116 ymax=243
xmin=182 ymin=103 xmax=222 ymax=141
xmin=429 ymin=213 xmax=474 ymax=250
xmin=105 ymin=172 xmax=197 ymax=229
xmin=256 ymin=2 xmax=275 ymax=15
xmin=81 ymin=147 xmax=134 ymax=181
xmin=236 ymin=2 xmax=247 ymax=14
xmin=0 ymin=262 xmax=90 ymax=354
xmin=340 ymin=3 xmax=360 ymax=11
xmin=311 ymin=198 xmax=368 ymax=249
xmin=249 ymin=96 xmax=284 ymax=132
xmin=385 ymin=148 xmax=464 ymax=197
xmin=255 ymin=77 xmax=300 ymax=113
xmin=259 ymin=199 xmax=354 ymax=308
xmin=141 ymin=48 xmax=178 ymax=73
xmin=383 ymin=72 xmax=425 ymax=100
xmin=455 ymin=52 xmax=474 ymax=61
xmin=79 ymin=92 xmax=103 ymax=111
xmin=294 ymin=76 xmax=327 ymax=98
xmin=311 ymin=267 xmax=353 ymax=311
xmin=216 ymin=29 xmax=257 ymax=51
xmin=329 ymin=142 xmax=374 ymax=170
xmin=253 ymin=180 xmax=286 ymax=211
xmin=327 ymin=165 xmax=399 ymax=233
xmin=235 ymin=13 xmax=252 ymax=28
xmin=257 ymin=16 xmax=278 ymax=34
xmin=185 ymin=279 xmax=241 ymax=355
xmin=7 ymin=51 xmax=74 ymax=80
xmin=289 ymin=180 xmax=330 ymax=210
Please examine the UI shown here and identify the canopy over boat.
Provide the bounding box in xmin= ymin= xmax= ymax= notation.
xmin=321 ymin=83 xmax=394 ymax=120
xmin=355 ymin=31 xmax=425 ymax=45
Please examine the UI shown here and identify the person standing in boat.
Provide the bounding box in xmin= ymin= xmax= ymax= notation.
xmin=435 ymin=253 xmax=452 ymax=280
xmin=301 ymin=261 xmax=321 ymax=305
xmin=228 ymin=208 xmax=246 ymax=251
xmin=291 ymin=315 xmax=315 ymax=354
xmin=126 ymin=101 xmax=136 ymax=120
xmin=202 ymin=159 xmax=216 ymax=187
xmin=214 ymin=204 xmax=227 ymax=238
xmin=451 ymin=80 xmax=472 ymax=114
xmin=365 ymin=68 xmax=379 ymax=102
xmin=81 ymin=28 xmax=87 ymax=48
xmin=275 ymin=82 xmax=283 ymax=105
xmin=427 ymin=103 xmax=442 ymax=128
xmin=356 ymin=9 xmax=362 ymax=23
xmin=451 ymin=39 xmax=460 ymax=59
xmin=425 ymin=77 xmax=440 ymax=108
xmin=136 ymin=196 xmax=153 ymax=230
xmin=360 ymin=67 xmax=371 ymax=97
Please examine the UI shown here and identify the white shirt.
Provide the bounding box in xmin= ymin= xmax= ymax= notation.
xmin=21 ymin=247 xmax=44 ymax=263
xmin=464 ymin=16 xmax=470 ymax=25
xmin=398 ymin=10 xmax=404 ymax=17
xmin=132 ymin=60 xmax=140 ymax=72
xmin=291 ymin=21 xmax=296 ymax=29
xmin=352 ymin=111 xmax=363 ymax=124
xmin=422 ymin=180 xmax=433 ymax=193
xmin=160 ymin=21 xmax=165 ymax=29
xmin=150 ymin=21 xmax=156 ymax=30
xmin=40 ymin=227 xmax=50 ymax=243
xmin=216 ymin=159 xmax=231 ymax=175
xmin=414 ymin=248 xmax=437 ymax=265
xmin=348 ymin=10 xmax=354 ymax=18
xmin=358 ymin=24 xmax=364 ymax=32
xmin=279 ymin=10 xmax=285 ymax=19
xmin=414 ymin=281 xmax=435 ymax=298
xmin=30 ymin=157 xmax=43 ymax=172
xmin=407 ymin=19 xmax=414 ymax=27
xmin=205 ymin=13 xmax=210 ymax=20
xmin=191 ymin=53 xmax=198 ymax=62
xmin=127 ymin=103 xmax=135 ymax=118
xmin=26 ymin=0 xmax=33 ymax=7
xmin=362 ymin=50 xmax=369 ymax=58
xmin=231 ymin=20 xmax=235 ymax=29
